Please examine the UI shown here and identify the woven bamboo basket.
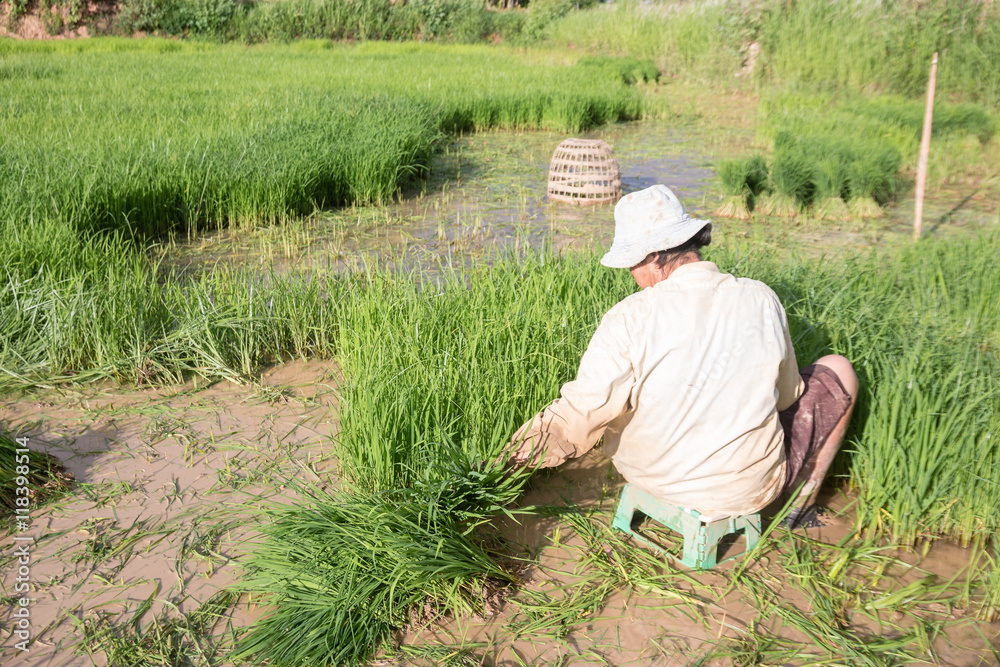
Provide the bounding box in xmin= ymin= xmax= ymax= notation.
xmin=547 ymin=139 xmax=622 ymax=206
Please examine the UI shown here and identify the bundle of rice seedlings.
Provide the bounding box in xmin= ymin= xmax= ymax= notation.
xmin=847 ymin=144 xmax=902 ymax=218
xmin=715 ymin=155 xmax=767 ymax=219
xmin=715 ymin=159 xmax=752 ymax=219
xmin=236 ymin=460 xmax=534 ymax=666
xmin=812 ymin=154 xmax=852 ymax=221
xmin=757 ymin=151 xmax=811 ymax=217
xmin=744 ymin=154 xmax=770 ymax=210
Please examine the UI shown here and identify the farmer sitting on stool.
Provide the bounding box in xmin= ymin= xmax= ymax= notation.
xmin=506 ymin=184 xmax=858 ymax=526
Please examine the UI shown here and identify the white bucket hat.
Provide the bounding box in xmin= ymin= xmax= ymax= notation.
xmin=600 ymin=185 xmax=711 ymax=269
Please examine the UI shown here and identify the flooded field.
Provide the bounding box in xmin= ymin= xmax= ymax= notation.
xmin=3 ymin=75 xmax=1000 ymax=664
xmin=158 ymin=111 xmax=999 ymax=283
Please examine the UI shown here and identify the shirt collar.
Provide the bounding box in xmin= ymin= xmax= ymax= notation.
xmin=665 ymin=261 xmax=720 ymax=282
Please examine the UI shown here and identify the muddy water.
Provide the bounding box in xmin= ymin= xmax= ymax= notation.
xmin=160 ymin=120 xmax=718 ymax=278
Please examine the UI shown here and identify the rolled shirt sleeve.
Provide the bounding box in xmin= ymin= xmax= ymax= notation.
xmin=508 ymin=306 xmax=635 ymax=468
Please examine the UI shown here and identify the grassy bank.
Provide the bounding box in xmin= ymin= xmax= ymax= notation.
xmin=15 ymin=0 xmax=1000 ymax=109
xmin=0 ymin=39 xmax=642 ymax=238
xmin=548 ymin=0 xmax=1000 ymax=107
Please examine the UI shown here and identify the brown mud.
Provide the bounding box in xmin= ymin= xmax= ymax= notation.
xmin=0 ymin=361 xmax=339 ymax=665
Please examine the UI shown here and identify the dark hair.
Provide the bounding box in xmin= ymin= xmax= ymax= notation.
xmin=652 ymin=224 xmax=712 ymax=268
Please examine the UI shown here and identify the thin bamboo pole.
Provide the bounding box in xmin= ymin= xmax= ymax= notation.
xmin=913 ymin=52 xmax=938 ymax=241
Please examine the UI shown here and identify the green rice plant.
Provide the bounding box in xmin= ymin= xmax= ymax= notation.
xmin=772 ymin=234 xmax=1000 ymax=546
xmin=847 ymin=145 xmax=903 ymax=219
xmin=756 ymin=149 xmax=811 ymax=217
xmin=810 ymin=150 xmax=851 ymax=221
xmin=236 ymin=468 xmax=533 ymax=666
xmin=0 ymin=429 xmax=73 ymax=515
xmin=715 ymin=154 xmax=768 ymax=219
xmin=852 ymin=342 xmax=996 ymax=544
xmin=235 ymin=253 xmax=636 ymax=664
xmin=0 ymin=39 xmax=643 ymax=239
xmin=714 ymin=159 xmax=751 ymax=220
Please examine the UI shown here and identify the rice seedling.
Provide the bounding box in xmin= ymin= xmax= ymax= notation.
xmin=73 ymin=589 xmax=238 ymax=666
xmin=0 ymin=39 xmax=643 ymax=240
xmin=505 ymin=582 xmax=615 ymax=642
xmin=389 ymin=642 xmax=489 ymax=666
xmin=235 ymin=469 xmax=534 ymax=666
xmin=810 ymin=148 xmax=852 ymax=222
xmin=756 ymin=149 xmax=811 ymax=217
xmin=714 ymin=155 xmax=767 ymax=219
xmin=847 ymin=145 xmax=903 ymax=219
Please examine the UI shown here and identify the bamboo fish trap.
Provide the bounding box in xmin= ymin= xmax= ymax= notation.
xmin=547 ymin=139 xmax=622 ymax=205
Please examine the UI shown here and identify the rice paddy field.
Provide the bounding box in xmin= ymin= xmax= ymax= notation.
xmin=3 ymin=2 xmax=1000 ymax=664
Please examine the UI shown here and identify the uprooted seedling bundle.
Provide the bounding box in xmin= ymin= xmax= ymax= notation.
xmin=715 ymin=133 xmax=901 ymax=221
xmin=714 ymin=154 xmax=769 ymax=219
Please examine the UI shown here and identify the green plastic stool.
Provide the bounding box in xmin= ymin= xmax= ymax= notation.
xmin=611 ymin=483 xmax=761 ymax=570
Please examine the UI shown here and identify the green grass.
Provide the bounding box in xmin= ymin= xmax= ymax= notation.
xmin=547 ymin=0 xmax=1000 ymax=107
xmin=0 ymin=39 xmax=642 ymax=239
xmin=547 ymin=1 xmax=741 ymax=86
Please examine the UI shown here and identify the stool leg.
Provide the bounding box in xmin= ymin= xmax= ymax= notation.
xmin=744 ymin=514 xmax=762 ymax=553
xmin=612 ymin=484 xmax=638 ymax=534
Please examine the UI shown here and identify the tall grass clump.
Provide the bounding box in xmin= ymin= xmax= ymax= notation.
xmin=546 ymin=0 xmax=742 ymax=85
xmin=546 ymin=0 xmax=1000 ymax=105
xmin=758 ymin=0 xmax=1000 ymax=108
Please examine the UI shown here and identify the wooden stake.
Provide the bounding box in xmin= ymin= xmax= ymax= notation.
xmin=913 ymin=52 xmax=938 ymax=241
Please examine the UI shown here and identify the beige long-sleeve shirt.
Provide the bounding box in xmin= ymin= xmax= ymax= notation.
xmin=510 ymin=261 xmax=804 ymax=516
